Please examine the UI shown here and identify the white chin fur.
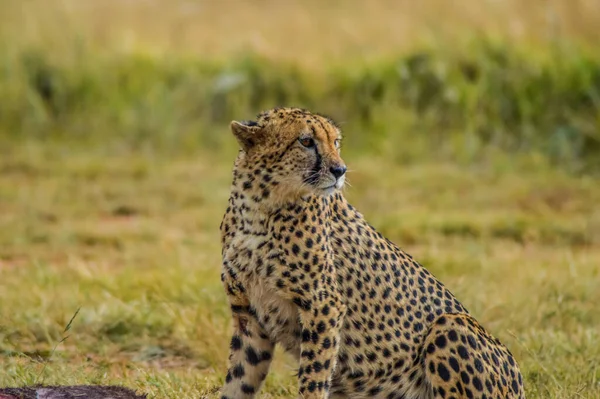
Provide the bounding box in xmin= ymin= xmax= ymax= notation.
xmin=319 ymin=186 xmax=337 ymax=196
xmin=315 ymin=176 xmax=344 ymax=194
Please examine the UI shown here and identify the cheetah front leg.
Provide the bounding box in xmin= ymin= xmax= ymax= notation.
xmin=220 ymin=310 xmax=274 ymax=399
xmin=220 ymin=269 xmax=275 ymax=399
xmin=265 ymin=250 xmax=345 ymax=399
xmin=297 ymin=292 xmax=345 ymax=399
xmin=266 ymin=198 xmax=346 ymax=398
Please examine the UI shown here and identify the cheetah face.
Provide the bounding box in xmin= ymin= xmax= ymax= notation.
xmin=230 ymin=108 xmax=347 ymax=201
xmin=295 ymin=133 xmax=346 ymax=196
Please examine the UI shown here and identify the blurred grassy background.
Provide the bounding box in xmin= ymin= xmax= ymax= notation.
xmin=0 ymin=0 xmax=599 ymax=398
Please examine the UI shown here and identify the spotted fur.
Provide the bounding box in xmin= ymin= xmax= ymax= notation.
xmin=219 ymin=107 xmax=525 ymax=399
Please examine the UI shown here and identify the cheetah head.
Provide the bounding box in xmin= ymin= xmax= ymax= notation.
xmin=229 ymin=107 xmax=346 ymax=204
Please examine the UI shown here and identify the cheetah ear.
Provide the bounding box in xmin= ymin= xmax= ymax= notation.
xmin=230 ymin=120 xmax=262 ymax=152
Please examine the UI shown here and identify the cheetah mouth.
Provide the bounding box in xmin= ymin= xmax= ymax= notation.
xmin=320 ymin=184 xmax=337 ymax=192
xmin=317 ymin=178 xmax=345 ymax=193
xmin=312 ymin=182 xmax=336 ymax=193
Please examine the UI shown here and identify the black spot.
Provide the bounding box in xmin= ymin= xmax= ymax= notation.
xmin=293 ymin=297 xmax=312 ymax=311
xmin=472 ymin=376 xmax=483 ymax=392
xmin=486 ymin=379 xmax=494 ymax=393
xmin=448 ymin=356 xmax=460 ymax=372
xmin=292 ymin=244 xmax=300 ymax=255
xmin=457 ymin=345 xmax=469 ymax=360
xmin=241 ymin=384 xmax=255 ymax=394
xmin=232 ymin=364 xmax=245 ymax=378
xmin=461 ymin=371 xmax=470 ymax=384
xmin=246 ymin=346 xmax=261 ymax=365
xmin=435 ymin=335 xmax=447 ymax=349
xmin=437 ymin=363 xmax=451 ymax=382
xmin=512 ymin=379 xmax=520 ymax=393
xmin=467 ymin=335 xmax=478 ymax=349
xmin=312 ymin=331 xmax=319 ymax=344
xmin=301 ymin=349 xmax=315 ymax=360
xmin=353 ymin=379 xmax=365 ymax=392
xmin=316 ymin=321 xmax=327 ymax=334
xmin=230 ymin=305 xmax=246 ymax=313
xmin=313 ymin=361 xmax=323 ymax=373
xmin=302 ymin=329 xmax=311 ymax=342
xmin=474 ymin=358 xmax=484 ymax=373
xmin=230 ymin=336 xmax=242 ymax=351
xmin=448 ymin=330 xmax=458 ymax=342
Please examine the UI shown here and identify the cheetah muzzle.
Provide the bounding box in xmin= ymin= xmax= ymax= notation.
xmin=218 ymin=107 xmax=525 ymax=399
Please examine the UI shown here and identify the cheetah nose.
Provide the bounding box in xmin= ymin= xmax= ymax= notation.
xmin=330 ymin=165 xmax=347 ymax=179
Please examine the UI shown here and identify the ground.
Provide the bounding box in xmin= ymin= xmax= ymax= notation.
xmin=0 ymin=141 xmax=599 ymax=398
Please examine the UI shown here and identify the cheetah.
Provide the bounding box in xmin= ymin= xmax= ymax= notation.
xmin=219 ymin=107 xmax=525 ymax=399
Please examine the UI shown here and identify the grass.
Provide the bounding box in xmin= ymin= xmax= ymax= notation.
xmin=1 ymin=44 xmax=599 ymax=171
xmin=1 ymin=141 xmax=599 ymax=398
xmin=1 ymin=0 xmax=600 ymax=398
xmin=1 ymin=0 xmax=599 ymax=65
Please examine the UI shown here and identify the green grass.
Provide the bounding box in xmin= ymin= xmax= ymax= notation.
xmin=1 ymin=43 xmax=599 ymax=171
xmin=1 ymin=140 xmax=599 ymax=398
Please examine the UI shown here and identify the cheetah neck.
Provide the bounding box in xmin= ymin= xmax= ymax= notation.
xmin=223 ymin=181 xmax=344 ymax=240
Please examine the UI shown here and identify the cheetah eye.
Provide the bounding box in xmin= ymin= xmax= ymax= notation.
xmin=299 ymin=137 xmax=316 ymax=148
xmin=334 ymin=139 xmax=341 ymax=149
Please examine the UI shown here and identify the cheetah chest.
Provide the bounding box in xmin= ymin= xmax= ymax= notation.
xmin=224 ymin=233 xmax=302 ymax=357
